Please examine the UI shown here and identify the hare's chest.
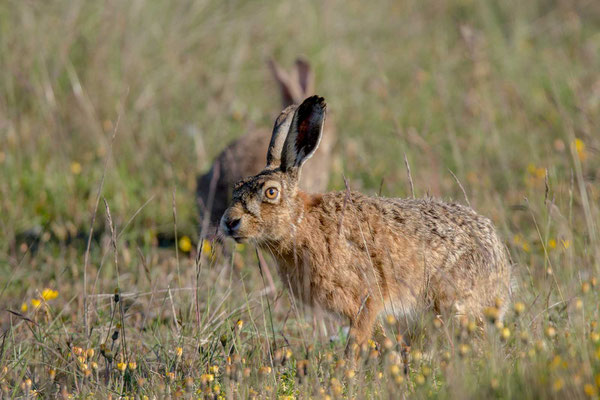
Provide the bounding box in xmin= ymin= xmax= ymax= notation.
xmin=273 ymin=252 xmax=332 ymax=306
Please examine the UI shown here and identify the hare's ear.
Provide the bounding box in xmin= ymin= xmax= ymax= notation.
xmin=294 ymin=57 xmax=314 ymax=98
xmin=268 ymin=58 xmax=302 ymax=108
xmin=266 ymin=104 xmax=298 ymax=169
xmin=280 ymin=96 xmax=326 ymax=173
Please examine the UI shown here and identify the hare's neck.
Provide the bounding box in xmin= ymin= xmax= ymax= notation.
xmin=293 ymin=191 xmax=322 ymax=234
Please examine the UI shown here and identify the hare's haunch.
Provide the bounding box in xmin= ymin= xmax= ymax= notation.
xmin=221 ymin=96 xmax=512 ymax=348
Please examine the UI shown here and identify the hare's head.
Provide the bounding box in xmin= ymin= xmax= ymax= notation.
xmin=220 ymin=96 xmax=326 ymax=244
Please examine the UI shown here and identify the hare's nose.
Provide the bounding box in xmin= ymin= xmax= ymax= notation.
xmin=225 ymin=218 xmax=241 ymax=233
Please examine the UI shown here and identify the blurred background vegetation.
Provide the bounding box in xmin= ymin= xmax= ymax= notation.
xmin=0 ymin=0 xmax=599 ymax=398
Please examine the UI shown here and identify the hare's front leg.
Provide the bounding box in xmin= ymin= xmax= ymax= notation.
xmin=344 ymin=297 xmax=382 ymax=356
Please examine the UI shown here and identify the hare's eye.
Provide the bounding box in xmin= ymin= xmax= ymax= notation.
xmin=265 ymin=187 xmax=279 ymax=200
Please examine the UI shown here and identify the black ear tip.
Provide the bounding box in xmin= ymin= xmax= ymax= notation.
xmin=302 ymin=95 xmax=327 ymax=112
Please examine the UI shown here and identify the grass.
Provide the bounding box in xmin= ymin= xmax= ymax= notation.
xmin=1 ymin=0 xmax=599 ymax=398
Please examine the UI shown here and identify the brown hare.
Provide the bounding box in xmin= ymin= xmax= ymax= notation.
xmin=220 ymin=96 xmax=512 ymax=350
xmin=197 ymin=58 xmax=335 ymax=236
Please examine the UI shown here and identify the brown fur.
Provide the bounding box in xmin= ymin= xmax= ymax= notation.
xmin=197 ymin=58 xmax=336 ymax=234
xmin=220 ymin=96 xmax=512 ymax=349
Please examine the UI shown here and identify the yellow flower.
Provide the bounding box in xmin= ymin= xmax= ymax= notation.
xmin=584 ymin=383 xmax=596 ymax=397
xmin=175 ymin=347 xmax=183 ymax=358
xmin=128 ymin=362 xmax=137 ymax=370
xmin=550 ymin=355 xmax=562 ymax=370
xmin=484 ymin=306 xmax=500 ymax=323
xmin=259 ymin=366 xmax=272 ymax=375
xmin=562 ymin=240 xmax=571 ymax=249
xmin=573 ymin=138 xmax=587 ymax=161
xmin=20 ymin=303 xmax=28 ymax=313
xmin=495 ymin=297 xmax=504 ymax=308
xmin=522 ymin=242 xmax=530 ymax=252
xmin=526 ymin=163 xmax=546 ymax=180
xmin=178 ymin=236 xmax=192 ymax=253
xmin=200 ymin=373 xmax=214 ymax=384
xmin=583 ymin=282 xmax=591 ymax=294
xmin=202 ymin=240 xmax=212 ymax=254
xmin=553 ymin=378 xmax=564 ymax=392
xmin=70 ymin=161 xmax=82 ymax=175
xmin=548 ymin=239 xmax=556 ymax=250
xmin=117 ymin=362 xmax=127 ymax=373
xmin=42 ymin=288 xmax=58 ymax=301
xmin=412 ymin=350 xmax=423 ymax=361
xmin=209 ymin=365 xmax=219 ymax=374
xmin=501 ymin=327 xmax=511 ymax=341
xmin=31 ymin=299 xmax=41 ymax=309
xmin=513 ymin=234 xmax=523 ymax=245
xmin=514 ymin=302 xmax=525 ymax=315
xmin=459 ymin=344 xmax=470 ymax=357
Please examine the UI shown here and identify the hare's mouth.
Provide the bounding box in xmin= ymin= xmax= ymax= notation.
xmin=231 ymin=235 xmax=247 ymax=243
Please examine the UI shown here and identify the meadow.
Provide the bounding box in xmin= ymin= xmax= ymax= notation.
xmin=1 ymin=0 xmax=599 ymax=398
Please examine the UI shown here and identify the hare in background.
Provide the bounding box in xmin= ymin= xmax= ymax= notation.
xmin=220 ymin=96 xmax=512 ymax=350
xmin=197 ymin=58 xmax=336 ymax=237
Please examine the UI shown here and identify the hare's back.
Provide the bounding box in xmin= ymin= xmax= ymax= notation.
xmin=317 ymin=193 xmax=507 ymax=272
xmin=386 ymin=198 xmax=506 ymax=261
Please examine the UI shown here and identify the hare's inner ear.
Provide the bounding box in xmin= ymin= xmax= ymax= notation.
xmin=266 ymin=105 xmax=298 ymax=169
xmin=280 ymin=95 xmax=326 ymax=173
